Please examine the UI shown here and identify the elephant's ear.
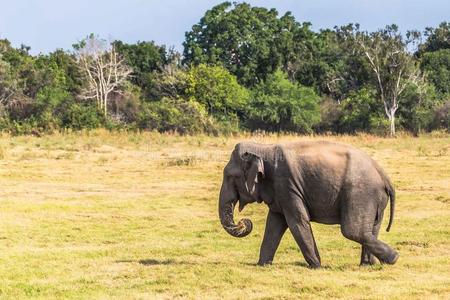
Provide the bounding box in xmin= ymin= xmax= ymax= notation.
xmin=242 ymin=152 xmax=265 ymax=195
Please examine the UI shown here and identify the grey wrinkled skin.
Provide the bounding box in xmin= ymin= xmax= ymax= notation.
xmin=219 ymin=141 xmax=399 ymax=268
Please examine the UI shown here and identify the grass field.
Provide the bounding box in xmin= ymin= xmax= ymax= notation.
xmin=0 ymin=130 xmax=449 ymax=299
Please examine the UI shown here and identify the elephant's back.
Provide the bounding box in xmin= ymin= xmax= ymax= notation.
xmin=279 ymin=141 xmax=353 ymax=173
xmin=279 ymin=141 xmax=382 ymax=182
xmin=278 ymin=141 xmax=386 ymax=222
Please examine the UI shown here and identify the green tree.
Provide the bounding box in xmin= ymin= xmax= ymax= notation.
xmin=0 ymin=39 xmax=33 ymax=99
xmin=183 ymin=2 xmax=297 ymax=86
xmin=419 ymin=22 xmax=450 ymax=54
xmin=46 ymin=49 xmax=84 ymax=94
xmin=421 ymin=49 xmax=450 ymax=95
xmin=114 ymin=40 xmax=168 ymax=98
xmin=246 ymin=70 xmax=320 ymax=132
xmin=186 ymin=64 xmax=249 ymax=118
xmin=0 ymin=39 xmax=42 ymax=121
xmin=323 ymin=25 xmax=373 ymax=100
xmin=0 ymin=56 xmax=20 ymax=106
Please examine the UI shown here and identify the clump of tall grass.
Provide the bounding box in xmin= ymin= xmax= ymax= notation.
xmin=164 ymin=155 xmax=200 ymax=167
xmin=0 ymin=145 xmax=6 ymax=160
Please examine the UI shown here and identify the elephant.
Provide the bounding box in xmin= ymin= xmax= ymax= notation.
xmin=218 ymin=141 xmax=399 ymax=268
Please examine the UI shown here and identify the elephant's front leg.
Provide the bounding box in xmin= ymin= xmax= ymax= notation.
xmin=284 ymin=202 xmax=321 ymax=268
xmin=257 ymin=211 xmax=288 ymax=266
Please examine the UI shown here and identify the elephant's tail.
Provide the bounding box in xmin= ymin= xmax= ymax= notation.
xmin=372 ymin=158 xmax=395 ymax=232
xmin=386 ymin=186 xmax=395 ymax=232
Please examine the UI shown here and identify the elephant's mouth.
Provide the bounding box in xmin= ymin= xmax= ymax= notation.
xmin=238 ymin=198 xmax=262 ymax=212
xmin=238 ymin=200 xmax=246 ymax=212
xmin=236 ymin=184 xmax=263 ymax=212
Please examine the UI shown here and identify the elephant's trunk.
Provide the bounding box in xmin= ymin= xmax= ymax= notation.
xmin=219 ymin=179 xmax=253 ymax=238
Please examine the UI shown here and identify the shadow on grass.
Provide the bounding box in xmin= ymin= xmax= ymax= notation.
xmin=139 ymin=259 xmax=177 ymax=266
xmin=115 ymin=258 xmax=196 ymax=266
xmin=290 ymin=261 xmax=336 ymax=269
xmin=242 ymin=261 xmax=327 ymax=269
xmin=243 ymin=261 xmax=336 ymax=270
xmin=288 ymin=261 xmax=384 ymax=271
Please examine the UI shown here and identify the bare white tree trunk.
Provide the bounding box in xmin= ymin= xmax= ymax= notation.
xmin=387 ymin=109 xmax=396 ymax=136
xmin=356 ymin=30 xmax=421 ymax=137
xmin=75 ymin=36 xmax=132 ymax=116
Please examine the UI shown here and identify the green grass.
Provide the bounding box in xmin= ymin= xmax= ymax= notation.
xmin=0 ymin=130 xmax=449 ymax=299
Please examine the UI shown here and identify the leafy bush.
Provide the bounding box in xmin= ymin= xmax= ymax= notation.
xmin=186 ymin=64 xmax=249 ymax=118
xmin=34 ymin=86 xmax=72 ymax=131
xmin=431 ymin=100 xmax=450 ymax=130
xmin=397 ymin=82 xmax=437 ymax=134
xmin=315 ymin=97 xmax=342 ymax=133
xmin=146 ymin=59 xmax=189 ymax=101
xmin=212 ymin=114 xmax=241 ymax=136
xmin=5 ymin=120 xmax=39 ymax=136
xmin=337 ymin=88 xmax=381 ymax=133
xmin=369 ymin=116 xmax=391 ymax=136
xmin=61 ymin=103 xmax=104 ymax=130
xmin=246 ymin=70 xmax=320 ymax=133
xmin=138 ymin=98 xmax=216 ymax=135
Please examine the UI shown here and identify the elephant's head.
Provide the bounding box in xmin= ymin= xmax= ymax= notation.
xmin=219 ymin=143 xmax=267 ymax=238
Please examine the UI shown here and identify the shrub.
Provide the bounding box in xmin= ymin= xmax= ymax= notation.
xmin=212 ymin=114 xmax=240 ymax=136
xmin=337 ymin=87 xmax=381 ymax=133
xmin=138 ymin=98 xmax=216 ymax=135
xmin=397 ymin=82 xmax=438 ymax=134
xmin=34 ymin=86 xmax=72 ymax=131
xmin=61 ymin=103 xmax=104 ymax=130
xmin=315 ymin=96 xmax=342 ymax=133
xmin=369 ymin=116 xmax=391 ymax=136
xmin=246 ymin=70 xmax=320 ymax=133
xmin=186 ymin=64 xmax=249 ymax=118
xmin=431 ymin=100 xmax=450 ymax=130
xmin=8 ymin=120 xmax=39 ymax=136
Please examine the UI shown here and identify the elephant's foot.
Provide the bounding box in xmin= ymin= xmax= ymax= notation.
xmin=379 ymin=251 xmax=399 ymax=265
xmin=304 ymin=255 xmax=321 ymax=269
xmin=307 ymin=262 xmax=321 ymax=269
xmin=360 ymin=260 xmax=376 ymax=266
xmin=257 ymin=260 xmax=273 ymax=266
xmin=360 ymin=255 xmax=377 ymax=266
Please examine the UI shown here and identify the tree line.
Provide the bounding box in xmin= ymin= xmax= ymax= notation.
xmin=1 ymin=2 xmax=449 ymax=136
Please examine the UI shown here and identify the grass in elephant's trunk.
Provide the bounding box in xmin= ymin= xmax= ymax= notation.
xmin=0 ymin=130 xmax=449 ymax=299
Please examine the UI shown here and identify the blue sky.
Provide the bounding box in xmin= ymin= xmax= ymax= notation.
xmin=0 ymin=0 xmax=449 ymax=54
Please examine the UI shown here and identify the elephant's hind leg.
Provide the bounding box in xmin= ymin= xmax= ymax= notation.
xmin=360 ymin=213 xmax=382 ymax=265
xmin=341 ymin=195 xmax=398 ymax=265
xmin=344 ymin=228 xmax=398 ymax=265
xmin=360 ymin=245 xmax=376 ymax=265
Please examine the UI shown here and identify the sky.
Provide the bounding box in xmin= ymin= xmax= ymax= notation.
xmin=0 ymin=0 xmax=449 ymax=54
